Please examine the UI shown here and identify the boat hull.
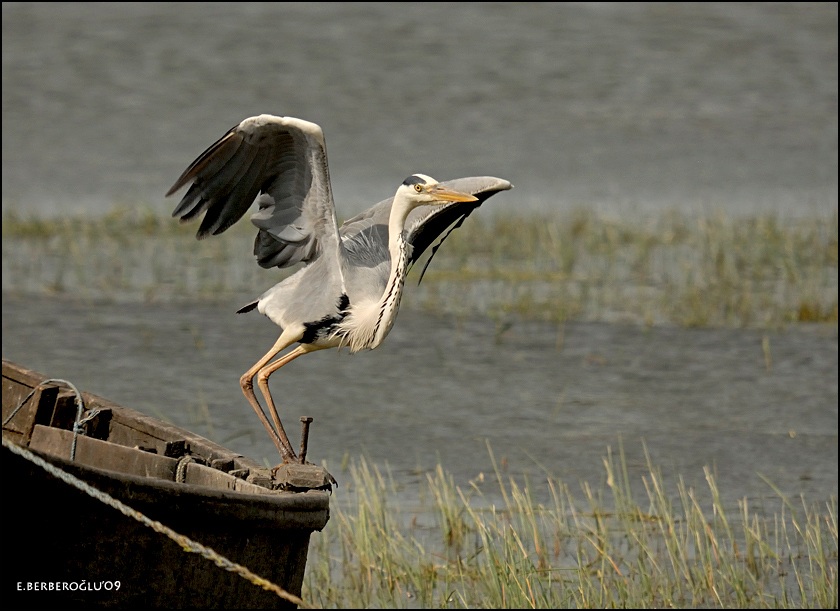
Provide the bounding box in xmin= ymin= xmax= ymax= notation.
xmin=2 ymin=360 xmax=330 ymax=609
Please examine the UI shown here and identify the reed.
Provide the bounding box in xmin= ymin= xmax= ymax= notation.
xmin=302 ymin=446 xmax=837 ymax=609
xmin=2 ymin=206 xmax=837 ymax=328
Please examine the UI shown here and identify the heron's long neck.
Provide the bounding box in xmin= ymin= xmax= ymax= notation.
xmin=372 ymin=202 xmax=412 ymax=343
xmin=335 ymin=199 xmax=413 ymax=352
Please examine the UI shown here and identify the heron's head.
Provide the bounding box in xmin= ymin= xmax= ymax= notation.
xmin=397 ymin=174 xmax=478 ymax=208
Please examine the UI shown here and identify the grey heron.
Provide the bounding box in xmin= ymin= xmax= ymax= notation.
xmin=167 ymin=114 xmax=512 ymax=464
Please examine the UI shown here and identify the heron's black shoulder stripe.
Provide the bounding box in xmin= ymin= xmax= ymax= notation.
xmin=300 ymin=293 xmax=350 ymax=344
xmin=336 ymin=293 xmax=350 ymax=313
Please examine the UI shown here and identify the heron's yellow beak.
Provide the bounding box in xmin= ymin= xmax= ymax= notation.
xmin=429 ymin=185 xmax=478 ymax=203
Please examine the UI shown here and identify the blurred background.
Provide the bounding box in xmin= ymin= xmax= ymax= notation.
xmin=2 ymin=2 xmax=837 ymax=219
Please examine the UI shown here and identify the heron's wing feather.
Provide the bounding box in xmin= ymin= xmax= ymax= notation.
xmin=339 ymin=176 xmax=512 ymax=276
xmin=168 ymin=115 xmax=342 ymax=269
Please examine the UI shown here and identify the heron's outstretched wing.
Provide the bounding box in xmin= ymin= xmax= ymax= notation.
xmin=167 ymin=115 xmax=342 ymax=269
xmin=339 ymin=176 xmax=512 ymax=278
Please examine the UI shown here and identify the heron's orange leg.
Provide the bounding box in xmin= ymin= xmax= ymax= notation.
xmin=256 ymin=343 xmax=325 ymax=463
xmin=240 ymin=333 xmax=303 ymax=462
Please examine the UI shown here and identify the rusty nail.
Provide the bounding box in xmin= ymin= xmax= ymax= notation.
xmin=299 ymin=417 xmax=314 ymax=464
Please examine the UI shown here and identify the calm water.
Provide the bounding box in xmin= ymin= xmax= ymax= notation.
xmin=2 ymin=3 xmax=838 ymax=509
xmin=2 ymin=294 xmax=837 ymax=510
xmin=2 ymin=2 xmax=837 ymax=219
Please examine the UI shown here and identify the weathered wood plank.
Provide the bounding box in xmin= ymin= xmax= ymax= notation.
xmin=29 ymin=425 xmax=179 ymax=481
xmin=183 ymin=461 xmax=274 ymax=494
xmin=1 ymin=382 xmax=58 ymax=443
xmin=3 ymin=359 xmax=328 ymax=490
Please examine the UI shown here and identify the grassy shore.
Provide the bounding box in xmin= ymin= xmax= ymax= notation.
xmin=300 ymin=447 xmax=836 ymax=609
xmin=2 ymin=206 xmax=837 ymax=329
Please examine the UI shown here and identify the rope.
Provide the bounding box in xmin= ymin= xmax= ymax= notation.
xmin=2 ymin=436 xmax=310 ymax=608
xmin=175 ymin=455 xmax=195 ymax=483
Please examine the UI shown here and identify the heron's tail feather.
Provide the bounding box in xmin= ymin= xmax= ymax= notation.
xmin=237 ymin=301 xmax=258 ymax=314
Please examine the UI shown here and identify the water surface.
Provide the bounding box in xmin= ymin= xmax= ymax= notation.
xmin=2 ymin=2 xmax=837 ymax=219
xmin=3 ymin=294 xmax=836 ymax=510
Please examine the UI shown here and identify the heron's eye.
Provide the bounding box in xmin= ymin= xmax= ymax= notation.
xmin=413 ymin=184 xmax=423 ymax=193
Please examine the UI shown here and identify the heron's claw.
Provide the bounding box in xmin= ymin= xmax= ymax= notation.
xmin=312 ymin=463 xmax=338 ymax=488
xmin=271 ymin=461 xmax=337 ymax=491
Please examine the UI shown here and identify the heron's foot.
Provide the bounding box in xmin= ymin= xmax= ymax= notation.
xmin=271 ymin=461 xmax=337 ymax=491
xmin=304 ymin=462 xmax=337 ymax=489
xmin=267 ymin=415 xmax=337 ymax=489
xmin=309 ymin=462 xmax=338 ymax=488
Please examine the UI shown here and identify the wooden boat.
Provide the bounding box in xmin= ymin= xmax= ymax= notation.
xmin=2 ymin=359 xmax=331 ymax=609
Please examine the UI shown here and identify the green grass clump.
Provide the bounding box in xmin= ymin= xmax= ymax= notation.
xmin=2 ymin=205 xmax=264 ymax=301
xmin=417 ymin=209 xmax=838 ymax=328
xmin=302 ymin=448 xmax=837 ymax=608
xmin=2 ymin=205 xmax=837 ymax=328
